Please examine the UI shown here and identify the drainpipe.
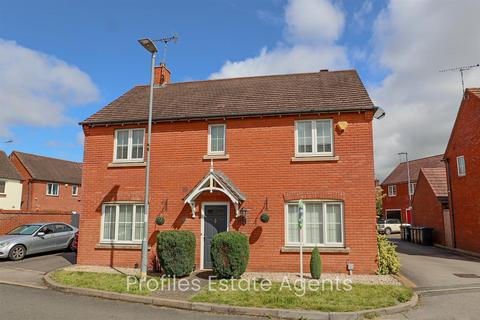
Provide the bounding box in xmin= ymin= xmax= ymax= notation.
xmin=444 ymin=158 xmax=457 ymax=248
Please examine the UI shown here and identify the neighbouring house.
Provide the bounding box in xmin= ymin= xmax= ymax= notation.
xmin=9 ymin=151 xmax=82 ymax=213
xmin=78 ymin=66 xmax=380 ymax=274
xmin=381 ymin=154 xmax=444 ymax=224
xmin=444 ymin=88 xmax=480 ymax=255
xmin=411 ymin=167 xmax=451 ymax=246
xmin=0 ymin=150 xmax=23 ymax=211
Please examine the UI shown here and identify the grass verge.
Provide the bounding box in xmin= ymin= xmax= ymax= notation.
xmin=190 ymin=281 xmax=413 ymax=312
xmin=52 ymin=270 xmax=162 ymax=296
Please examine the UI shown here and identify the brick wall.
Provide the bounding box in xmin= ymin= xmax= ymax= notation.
xmin=411 ymin=171 xmax=446 ymax=245
xmin=445 ymin=90 xmax=480 ymax=254
xmin=78 ymin=112 xmax=378 ymax=274
xmin=381 ymin=182 xmax=410 ymax=223
xmin=0 ymin=212 xmax=73 ymax=235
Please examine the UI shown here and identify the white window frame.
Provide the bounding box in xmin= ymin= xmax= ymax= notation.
xmin=284 ymin=200 xmax=344 ymax=248
xmin=388 ymin=185 xmax=397 ymax=197
xmin=72 ymin=185 xmax=79 ymax=196
xmin=409 ymin=182 xmax=416 ymax=196
xmin=100 ymin=203 xmax=145 ymax=244
xmin=294 ymin=119 xmax=334 ymax=157
xmin=457 ymin=156 xmax=466 ymax=177
xmin=113 ymin=128 xmax=145 ymax=162
xmin=46 ymin=183 xmax=59 ymax=196
xmin=207 ymin=124 xmax=226 ymax=155
xmin=0 ymin=180 xmax=6 ymax=195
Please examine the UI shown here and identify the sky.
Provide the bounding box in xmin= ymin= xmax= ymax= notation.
xmin=1 ymin=0 xmax=480 ymax=180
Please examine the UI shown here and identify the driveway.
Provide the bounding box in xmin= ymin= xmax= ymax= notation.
xmin=381 ymin=237 xmax=480 ymax=320
xmin=0 ymin=251 xmax=75 ymax=288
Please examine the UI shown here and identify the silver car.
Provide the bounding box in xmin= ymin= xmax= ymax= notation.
xmin=0 ymin=223 xmax=78 ymax=261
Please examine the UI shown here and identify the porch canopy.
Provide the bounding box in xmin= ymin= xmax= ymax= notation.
xmin=184 ymin=167 xmax=246 ymax=218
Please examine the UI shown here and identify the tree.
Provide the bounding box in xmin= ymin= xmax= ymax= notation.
xmin=376 ymin=186 xmax=386 ymax=218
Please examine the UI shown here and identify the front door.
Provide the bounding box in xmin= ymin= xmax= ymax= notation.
xmin=203 ymin=205 xmax=228 ymax=269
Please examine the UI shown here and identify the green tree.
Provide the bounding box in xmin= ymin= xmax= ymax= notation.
xmin=376 ymin=186 xmax=386 ymax=218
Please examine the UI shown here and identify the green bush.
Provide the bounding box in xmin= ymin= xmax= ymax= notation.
xmin=157 ymin=230 xmax=195 ymax=277
xmin=310 ymin=247 xmax=322 ymax=279
xmin=211 ymin=231 xmax=250 ymax=279
xmin=377 ymin=234 xmax=400 ymax=274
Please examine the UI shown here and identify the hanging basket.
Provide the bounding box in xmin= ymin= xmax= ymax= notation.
xmin=260 ymin=213 xmax=270 ymax=223
xmin=155 ymin=216 xmax=165 ymax=226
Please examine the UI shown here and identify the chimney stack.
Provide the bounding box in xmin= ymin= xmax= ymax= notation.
xmin=154 ymin=63 xmax=171 ymax=85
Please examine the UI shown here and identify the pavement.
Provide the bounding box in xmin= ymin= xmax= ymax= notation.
xmin=0 ymin=283 xmax=257 ymax=320
xmin=379 ymin=236 xmax=480 ymax=320
xmin=0 ymin=251 xmax=75 ymax=288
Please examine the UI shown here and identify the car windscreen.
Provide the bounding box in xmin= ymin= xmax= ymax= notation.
xmin=377 ymin=219 xmax=386 ymax=224
xmin=8 ymin=225 xmax=42 ymax=235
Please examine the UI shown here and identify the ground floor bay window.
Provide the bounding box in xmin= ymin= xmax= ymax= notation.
xmin=101 ymin=203 xmax=144 ymax=243
xmin=285 ymin=201 xmax=344 ymax=247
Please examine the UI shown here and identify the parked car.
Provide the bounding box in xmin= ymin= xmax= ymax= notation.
xmin=377 ymin=218 xmax=403 ymax=235
xmin=0 ymin=223 xmax=78 ymax=261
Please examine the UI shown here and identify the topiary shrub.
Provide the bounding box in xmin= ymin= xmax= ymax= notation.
xmin=377 ymin=233 xmax=400 ymax=274
xmin=157 ymin=230 xmax=195 ymax=277
xmin=211 ymin=231 xmax=249 ymax=279
xmin=155 ymin=216 xmax=165 ymax=225
xmin=260 ymin=213 xmax=270 ymax=223
xmin=310 ymin=247 xmax=322 ymax=279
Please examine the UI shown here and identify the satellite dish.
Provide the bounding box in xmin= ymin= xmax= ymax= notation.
xmin=374 ymin=106 xmax=386 ymax=120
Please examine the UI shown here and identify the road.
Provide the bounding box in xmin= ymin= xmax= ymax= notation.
xmin=0 ymin=284 xmax=256 ymax=320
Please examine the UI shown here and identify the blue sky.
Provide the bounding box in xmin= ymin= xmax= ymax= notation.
xmin=1 ymin=0 xmax=479 ymax=179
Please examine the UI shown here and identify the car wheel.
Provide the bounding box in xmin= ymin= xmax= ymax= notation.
xmin=9 ymin=245 xmax=26 ymax=261
xmin=384 ymin=228 xmax=392 ymax=235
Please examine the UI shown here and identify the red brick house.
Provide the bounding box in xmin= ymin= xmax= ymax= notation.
xmin=9 ymin=151 xmax=82 ymax=213
xmin=411 ymin=167 xmax=451 ymax=246
xmin=444 ymin=88 xmax=480 ymax=255
xmin=77 ymin=67 xmax=380 ymax=274
xmin=381 ymin=155 xmax=444 ymax=224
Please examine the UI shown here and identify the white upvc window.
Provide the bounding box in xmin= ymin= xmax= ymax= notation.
xmin=295 ymin=119 xmax=333 ymax=156
xmin=0 ymin=180 xmax=5 ymax=194
xmin=208 ymin=124 xmax=226 ymax=155
xmin=457 ymin=156 xmax=466 ymax=176
xmin=72 ymin=185 xmax=79 ymax=196
xmin=114 ymin=128 xmax=145 ymax=162
xmin=101 ymin=203 xmax=145 ymax=243
xmin=388 ymin=185 xmax=397 ymax=197
xmin=46 ymin=183 xmax=59 ymax=196
xmin=285 ymin=201 xmax=344 ymax=247
xmin=409 ymin=182 xmax=416 ymax=196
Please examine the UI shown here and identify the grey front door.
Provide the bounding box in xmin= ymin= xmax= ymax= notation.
xmin=203 ymin=205 xmax=228 ymax=269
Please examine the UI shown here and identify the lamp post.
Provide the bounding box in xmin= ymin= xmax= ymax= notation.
xmin=398 ymin=152 xmax=412 ymax=224
xmin=138 ymin=38 xmax=158 ymax=282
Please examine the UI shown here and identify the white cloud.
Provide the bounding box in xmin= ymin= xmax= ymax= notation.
xmin=76 ymin=131 xmax=85 ymax=146
xmin=371 ymin=0 xmax=480 ymax=180
xmin=210 ymin=0 xmax=349 ymax=79
xmin=353 ymin=0 xmax=373 ymax=29
xmin=0 ymin=39 xmax=99 ymax=136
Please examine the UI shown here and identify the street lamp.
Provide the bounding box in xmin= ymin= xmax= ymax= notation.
xmin=398 ymin=152 xmax=412 ymax=224
xmin=138 ymin=38 xmax=158 ymax=282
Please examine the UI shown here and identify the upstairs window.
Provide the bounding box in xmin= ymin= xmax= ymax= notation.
xmin=0 ymin=180 xmax=5 ymax=194
xmin=295 ymin=120 xmax=333 ymax=156
xmin=114 ymin=129 xmax=145 ymax=162
xmin=457 ymin=156 xmax=466 ymax=176
xmin=409 ymin=182 xmax=416 ymax=195
xmin=72 ymin=185 xmax=79 ymax=196
xmin=208 ymin=124 xmax=226 ymax=155
xmin=388 ymin=185 xmax=397 ymax=197
xmin=46 ymin=183 xmax=59 ymax=196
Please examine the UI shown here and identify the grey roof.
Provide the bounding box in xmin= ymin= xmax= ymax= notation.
xmin=0 ymin=151 xmax=22 ymax=181
xmin=81 ymin=70 xmax=374 ymax=125
xmin=13 ymin=151 xmax=82 ymax=185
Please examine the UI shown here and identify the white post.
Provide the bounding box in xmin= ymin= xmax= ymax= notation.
xmin=298 ymin=199 xmax=304 ymax=281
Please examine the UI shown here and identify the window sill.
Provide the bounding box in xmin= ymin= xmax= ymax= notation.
xmin=95 ymin=243 xmax=148 ymax=250
xmin=107 ymin=162 xmax=147 ymax=168
xmin=203 ymin=154 xmax=230 ymax=160
xmin=280 ymin=246 xmax=350 ymax=254
xmin=291 ymin=156 xmax=339 ymax=162
xmin=0 ymin=194 xmax=5 ymax=198
xmin=46 ymin=194 xmax=59 ymax=197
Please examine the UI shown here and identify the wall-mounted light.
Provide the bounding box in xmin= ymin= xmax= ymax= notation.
xmin=239 ymin=208 xmax=248 ymax=225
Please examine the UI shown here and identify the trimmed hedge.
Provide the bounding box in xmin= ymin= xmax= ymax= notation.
xmin=157 ymin=230 xmax=195 ymax=277
xmin=310 ymin=247 xmax=322 ymax=279
xmin=377 ymin=234 xmax=400 ymax=275
xmin=211 ymin=231 xmax=249 ymax=279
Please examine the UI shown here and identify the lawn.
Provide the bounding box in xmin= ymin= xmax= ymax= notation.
xmin=190 ymin=280 xmax=413 ymax=312
xmin=52 ymin=271 xmax=163 ymax=296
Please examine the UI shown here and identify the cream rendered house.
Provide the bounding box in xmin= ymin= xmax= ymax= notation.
xmin=0 ymin=151 xmax=22 ymax=211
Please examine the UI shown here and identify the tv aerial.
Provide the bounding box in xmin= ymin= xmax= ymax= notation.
xmin=152 ymin=34 xmax=179 ymax=65
xmin=439 ymin=63 xmax=480 ymax=93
